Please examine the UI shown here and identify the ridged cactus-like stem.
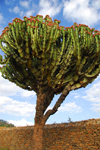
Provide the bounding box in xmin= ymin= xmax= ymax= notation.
xmin=0 ymin=15 xmax=100 ymax=94
xmin=1 ymin=15 xmax=100 ymax=150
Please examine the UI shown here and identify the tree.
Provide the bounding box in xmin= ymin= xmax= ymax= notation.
xmin=67 ymin=117 xmax=73 ymax=122
xmin=0 ymin=14 xmax=100 ymax=150
xmin=0 ymin=119 xmax=15 ymax=127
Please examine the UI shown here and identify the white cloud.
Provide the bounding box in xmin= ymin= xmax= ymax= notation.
xmin=32 ymin=2 xmax=38 ymax=9
xmin=74 ymin=95 xmax=80 ymax=99
xmin=0 ymin=71 xmax=82 ymax=120
xmin=92 ymin=0 xmax=100 ymax=9
xmin=19 ymin=0 xmax=30 ymax=9
xmin=72 ymin=92 xmax=80 ymax=99
xmin=83 ymin=82 xmax=100 ymax=103
xmin=58 ymin=102 xmax=82 ymax=113
xmin=0 ymin=13 xmax=6 ymax=34
xmin=13 ymin=6 xmax=20 ymax=14
xmin=8 ymin=0 xmax=63 ymax=19
xmin=0 ymin=13 xmax=3 ymax=23
xmin=6 ymin=0 xmax=100 ymax=30
xmin=0 ymin=78 xmax=16 ymax=96
xmin=7 ymin=119 xmax=34 ymax=127
xmin=0 ymin=72 xmax=36 ymax=97
xmin=9 ymin=6 xmax=24 ymax=17
xmin=9 ymin=2 xmax=36 ymax=17
xmin=0 ymin=96 xmax=35 ymax=117
xmin=38 ymin=0 xmax=62 ymax=18
xmin=0 ymin=26 xmax=3 ymax=35
xmin=20 ymin=90 xmax=36 ymax=98
xmin=91 ymin=103 xmax=100 ymax=113
xmin=83 ymin=82 xmax=100 ymax=113
xmin=25 ymin=10 xmax=35 ymax=17
xmin=0 ymin=72 xmax=23 ymax=96
xmin=0 ymin=68 xmax=34 ymax=96
xmin=63 ymin=0 xmax=100 ymax=28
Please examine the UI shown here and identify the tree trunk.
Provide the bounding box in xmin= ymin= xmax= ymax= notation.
xmin=32 ymin=84 xmax=71 ymax=149
xmin=33 ymin=123 xmax=44 ymax=150
xmin=33 ymin=88 xmax=46 ymax=150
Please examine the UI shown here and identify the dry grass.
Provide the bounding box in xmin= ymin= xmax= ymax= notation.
xmin=0 ymin=148 xmax=10 ymax=150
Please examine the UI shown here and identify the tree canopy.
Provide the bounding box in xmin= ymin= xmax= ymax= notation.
xmin=0 ymin=14 xmax=100 ymax=96
xmin=1 ymin=14 xmax=100 ymax=150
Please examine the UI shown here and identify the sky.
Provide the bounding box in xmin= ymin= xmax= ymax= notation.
xmin=0 ymin=0 xmax=100 ymax=127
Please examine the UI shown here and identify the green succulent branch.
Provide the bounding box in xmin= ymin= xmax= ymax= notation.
xmin=0 ymin=15 xmax=100 ymax=95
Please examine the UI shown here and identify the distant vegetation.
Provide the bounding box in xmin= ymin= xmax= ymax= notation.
xmin=67 ymin=117 xmax=73 ymax=122
xmin=0 ymin=119 xmax=15 ymax=128
xmin=0 ymin=117 xmax=73 ymax=128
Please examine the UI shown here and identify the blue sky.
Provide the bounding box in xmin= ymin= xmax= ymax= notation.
xmin=0 ymin=0 xmax=100 ymax=127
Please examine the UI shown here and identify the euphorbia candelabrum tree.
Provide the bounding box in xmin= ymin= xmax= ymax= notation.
xmin=0 ymin=14 xmax=100 ymax=150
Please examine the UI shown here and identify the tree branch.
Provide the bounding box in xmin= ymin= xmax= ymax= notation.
xmin=43 ymin=90 xmax=55 ymax=114
xmin=43 ymin=84 xmax=71 ymax=123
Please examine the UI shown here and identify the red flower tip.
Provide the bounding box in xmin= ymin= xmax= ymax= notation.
xmin=12 ymin=18 xmax=19 ymax=22
xmin=30 ymin=19 xmax=35 ymax=23
xmin=38 ymin=15 xmax=43 ymax=18
xmin=60 ymin=26 xmax=64 ymax=28
xmin=75 ymin=24 xmax=79 ymax=27
xmin=44 ymin=15 xmax=50 ymax=19
xmin=5 ymin=26 xmax=8 ymax=28
xmin=36 ymin=14 xmax=43 ymax=17
xmin=36 ymin=14 xmax=43 ymax=18
xmin=54 ymin=19 xmax=60 ymax=22
xmin=8 ymin=23 xmax=12 ymax=26
xmin=27 ymin=24 xmax=31 ymax=26
xmin=46 ymin=20 xmax=52 ymax=23
xmin=35 ymin=26 xmax=39 ymax=28
xmin=36 ymin=19 xmax=39 ymax=22
xmin=18 ymin=18 xmax=22 ymax=21
xmin=24 ymin=16 xmax=27 ymax=18
xmin=94 ymin=30 xmax=98 ymax=32
xmin=47 ymin=23 xmax=54 ymax=27
xmin=57 ymin=27 xmax=61 ymax=30
xmin=27 ymin=18 xmax=30 ymax=20
xmin=14 ymin=18 xmax=18 ymax=21
xmin=45 ymin=15 xmax=49 ymax=17
xmin=16 ymin=21 xmax=20 ymax=23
